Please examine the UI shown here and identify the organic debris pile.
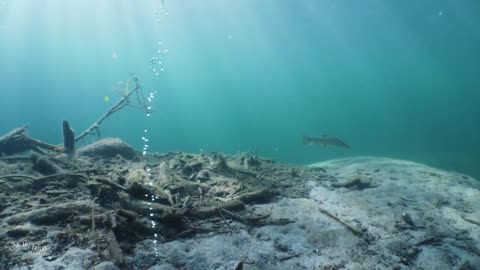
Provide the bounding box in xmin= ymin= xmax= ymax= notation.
xmin=0 ymin=138 xmax=315 ymax=269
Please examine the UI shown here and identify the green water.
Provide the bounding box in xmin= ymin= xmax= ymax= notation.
xmin=1 ymin=0 xmax=479 ymax=178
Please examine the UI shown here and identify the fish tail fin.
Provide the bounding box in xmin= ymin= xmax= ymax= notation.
xmin=302 ymin=133 xmax=308 ymax=144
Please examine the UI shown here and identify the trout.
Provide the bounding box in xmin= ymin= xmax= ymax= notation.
xmin=302 ymin=134 xmax=350 ymax=148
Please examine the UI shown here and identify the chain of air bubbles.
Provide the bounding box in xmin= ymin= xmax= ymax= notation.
xmin=142 ymin=1 xmax=169 ymax=259
xmin=154 ymin=0 xmax=169 ymax=18
xmin=141 ymin=91 xmax=161 ymax=258
xmin=149 ymin=1 xmax=169 ymax=81
xmin=149 ymin=42 xmax=168 ymax=80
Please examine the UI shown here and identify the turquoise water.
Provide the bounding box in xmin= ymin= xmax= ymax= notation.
xmin=1 ymin=0 xmax=479 ymax=178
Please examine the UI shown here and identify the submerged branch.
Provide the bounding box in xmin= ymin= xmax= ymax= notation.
xmin=0 ymin=126 xmax=61 ymax=156
xmin=75 ymin=74 xmax=148 ymax=143
xmin=0 ymin=74 xmax=149 ymax=156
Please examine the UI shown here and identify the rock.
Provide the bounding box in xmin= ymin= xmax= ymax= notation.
xmin=0 ymin=197 xmax=6 ymax=214
xmin=458 ymin=258 xmax=480 ymax=270
xmin=93 ymin=261 xmax=119 ymax=270
xmin=29 ymin=247 xmax=96 ymax=270
xmin=77 ymin=138 xmax=136 ymax=160
xmin=147 ymin=265 xmax=177 ymax=270
xmin=196 ymin=169 xmax=210 ymax=181
xmin=415 ymin=248 xmax=453 ymax=269
xmin=6 ymin=226 xmax=31 ymax=237
xmin=157 ymin=162 xmax=171 ymax=186
xmin=30 ymin=153 xmax=62 ymax=175
xmin=183 ymin=162 xmax=203 ymax=176
xmin=168 ymin=159 xmax=180 ymax=170
xmin=125 ymin=168 xmax=149 ymax=187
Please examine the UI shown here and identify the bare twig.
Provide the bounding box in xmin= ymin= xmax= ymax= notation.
xmin=216 ymin=208 xmax=235 ymax=232
xmin=278 ymin=252 xmax=306 ymax=261
xmin=94 ymin=177 xmax=128 ymax=191
xmin=219 ymin=208 xmax=291 ymax=226
xmin=0 ymin=174 xmax=36 ymax=181
xmin=318 ymin=207 xmax=366 ymax=239
xmin=75 ymin=74 xmax=148 ymax=143
xmin=34 ymin=173 xmax=89 ymax=183
xmin=461 ymin=216 xmax=480 ymax=227
xmin=0 ymin=172 xmax=91 ymax=187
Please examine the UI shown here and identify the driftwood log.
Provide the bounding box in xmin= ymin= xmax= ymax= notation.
xmin=63 ymin=120 xmax=75 ymax=155
xmin=0 ymin=126 xmax=60 ymax=156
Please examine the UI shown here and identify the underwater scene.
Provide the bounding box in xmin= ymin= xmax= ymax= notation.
xmin=0 ymin=0 xmax=479 ymax=269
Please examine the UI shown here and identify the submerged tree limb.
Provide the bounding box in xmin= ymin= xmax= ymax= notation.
xmin=0 ymin=126 xmax=33 ymax=155
xmin=0 ymin=74 xmax=148 ymax=156
xmin=0 ymin=126 xmax=61 ymax=156
xmin=75 ymin=74 xmax=148 ymax=143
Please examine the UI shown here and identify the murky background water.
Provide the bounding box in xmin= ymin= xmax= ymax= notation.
xmin=1 ymin=0 xmax=479 ymax=178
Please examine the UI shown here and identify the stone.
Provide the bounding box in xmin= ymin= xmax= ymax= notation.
xmin=93 ymin=261 xmax=119 ymax=270
xmin=77 ymin=138 xmax=137 ymax=160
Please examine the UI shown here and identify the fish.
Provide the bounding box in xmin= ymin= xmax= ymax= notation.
xmin=302 ymin=134 xmax=350 ymax=148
